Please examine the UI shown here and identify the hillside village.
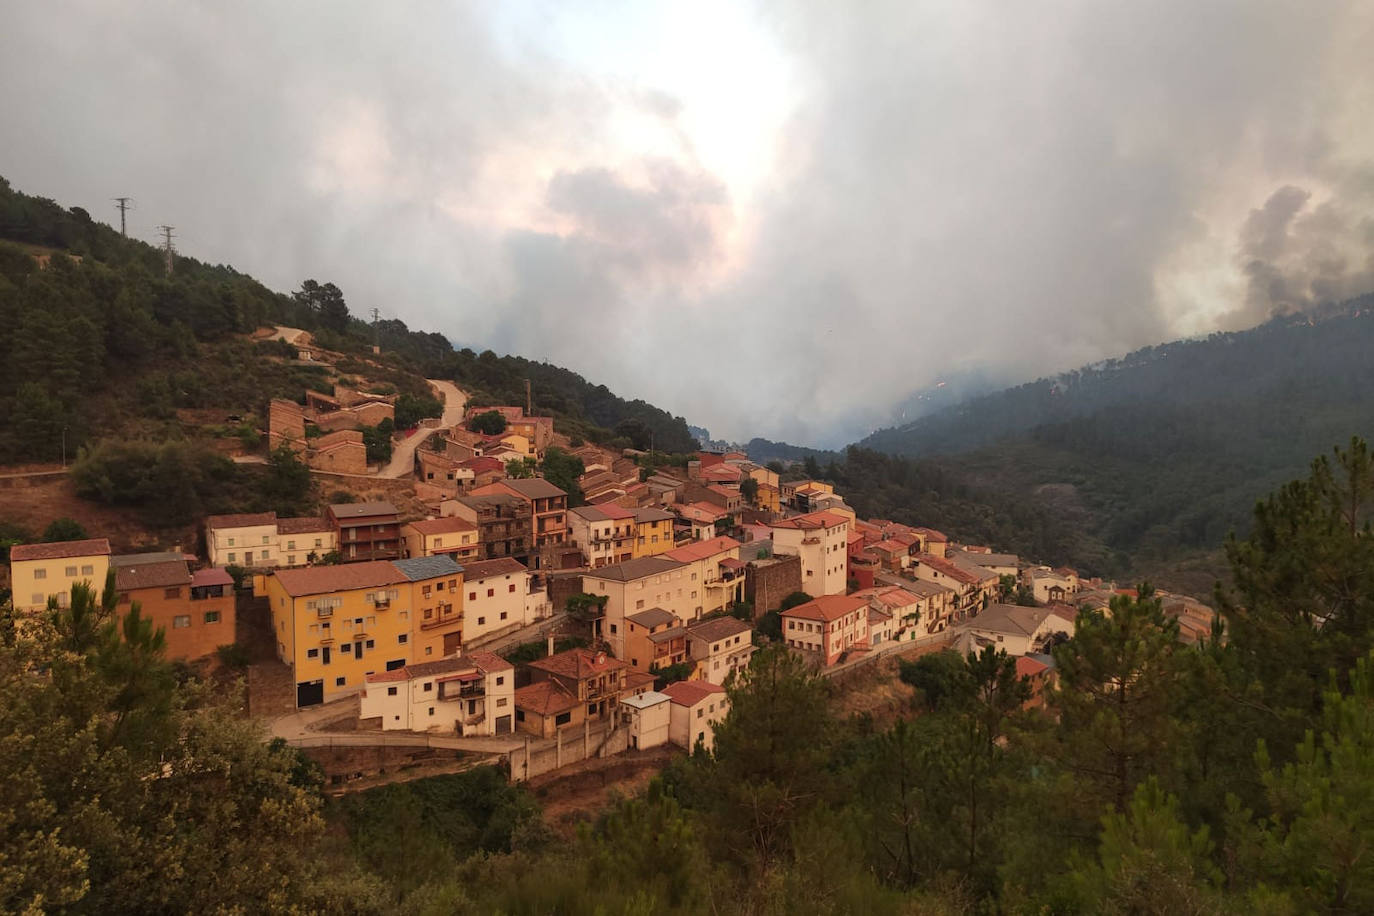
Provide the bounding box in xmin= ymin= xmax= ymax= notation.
xmin=5 ymin=370 xmax=1217 ymax=789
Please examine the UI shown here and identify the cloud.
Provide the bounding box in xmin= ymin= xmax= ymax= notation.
xmin=1 ymin=2 xmax=1372 ymax=448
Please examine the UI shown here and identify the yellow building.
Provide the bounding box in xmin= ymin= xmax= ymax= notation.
xmin=266 ymin=557 xmax=460 ymax=707
xmin=9 ymin=538 xmax=112 ymax=612
xmin=632 ymin=507 xmax=676 ymax=558
xmin=500 ymin=433 xmax=536 ymax=459
xmin=394 ymin=555 xmax=466 ymax=661
xmin=753 ymin=482 xmax=782 ymax=514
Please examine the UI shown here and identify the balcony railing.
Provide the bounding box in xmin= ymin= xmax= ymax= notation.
xmin=421 ymin=614 xmax=462 ymax=631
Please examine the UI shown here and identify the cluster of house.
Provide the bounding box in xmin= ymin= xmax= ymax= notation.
xmin=357 ymin=644 xmax=731 ymax=753
xmin=6 ymin=389 xmax=1218 ymax=758
xmin=8 ymin=538 xmax=235 ymax=661
xmin=268 ymin=384 xmax=399 ymax=475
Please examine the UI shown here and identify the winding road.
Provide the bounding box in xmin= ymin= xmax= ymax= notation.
xmin=376 ymin=378 xmax=466 ymax=478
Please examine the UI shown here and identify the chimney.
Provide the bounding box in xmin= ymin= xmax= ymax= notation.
xmin=546 ymin=633 xmax=555 ymax=657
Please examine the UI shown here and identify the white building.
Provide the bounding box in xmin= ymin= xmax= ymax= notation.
xmin=460 ymin=557 xmax=534 ymax=646
xmin=661 ymin=680 xmax=729 ymax=754
xmin=961 ymin=603 xmax=1077 ymax=656
xmin=621 ymin=690 xmax=671 ymax=750
xmin=361 ymin=651 xmax=515 ymax=735
xmin=205 ymin=512 xmax=336 ymax=568
xmin=768 ymin=511 xmax=850 ymax=597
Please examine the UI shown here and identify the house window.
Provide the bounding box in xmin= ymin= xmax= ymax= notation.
xmin=387 ymin=686 xmax=398 ymax=696
xmin=469 ymin=591 xmax=476 ymax=601
xmin=172 ymin=615 xmax=191 ymax=628
xmin=697 ymin=708 xmax=704 ymax=718
xmin=34 ymin=569 xmax=47 ymax=580
xmin=314 ymin=538 xmax=322 ymax=548
xmin=204 ymin=611 xmax=221 ymax=624
xmin=262 ymin=535 xmax=270 ymax=545
xmin=336 ymin=677 xmax=346 ymax=687
xmin=500 ymin=612 xmax=508 ymax=621
xmin=555 ymin=711 xmax=571 ymax=726
xmin=609 ymin=624 xmax=617 ymax=634
xmin=477 ymin=617 xmax=485 ymax=626
xmin=424 ymin=682 xmax=433 ymax=692
xmin=65 ymin=566 xmax=77 ymax=576
xmin=398 ymin=634 xmax=409 ymax=644
xmin=164 ymin=587 xmax=181 ymax=599
xmin=81 ymin=565 xmax=93 ymax=575
xmin=496 ymin=676 xmax=504 ymax=685
xmin=307 ymin=648 xmax=319 ymax=659
xmin=227 ymin=537 xmax=235 ymax=547
xmin=288 ymin=555 xmax=296 ymax=565
xmin=429 ymin=707 xmax=435 ymax=716
xmin=341 ymin=644 xmax=351 ymax=654
xmin=496 ymin=698 xmax=507 ymax=707
xmin=487 ymin=588 xmax=494 ymax=597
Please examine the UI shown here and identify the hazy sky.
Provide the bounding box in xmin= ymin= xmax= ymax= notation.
xmin=3 ymin=2 xmax=1372 ymax=446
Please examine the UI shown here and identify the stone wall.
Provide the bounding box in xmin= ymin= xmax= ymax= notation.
xmin=309 ymin=430 xmax=367 ymax=475
xmin=746 ymin=554 xmax=803 ymax=618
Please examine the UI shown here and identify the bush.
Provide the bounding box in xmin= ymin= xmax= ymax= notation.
xmin=42 ymin=518 xmax=88 ymax=542
xmin=215 ymin=643 xmax=251 ymax=669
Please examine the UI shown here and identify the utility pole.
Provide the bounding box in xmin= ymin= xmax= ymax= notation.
xmin=113 ymin=197 xmax=132 ymax=236
xmin=369 ymin=307 xmax=381 ymax=352
xmin=156 ymin=225 xmax=175 ymax=275
xmin=525 ymin=378 xmax=532 ymax=416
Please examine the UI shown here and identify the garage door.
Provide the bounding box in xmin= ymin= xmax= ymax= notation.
xmin=495 ymin=714 xmax=512 ymax=735
xmin=296 ymin=679 xmax=324 ymax=708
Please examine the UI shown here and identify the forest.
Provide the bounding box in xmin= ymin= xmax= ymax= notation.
xmin=798 ymin=295 xmax=1374 ymax=587
xmin=6 ymin=439 xmax=1374 ymax=913
xmin=0 ymin=176 xmax=697 ymax=467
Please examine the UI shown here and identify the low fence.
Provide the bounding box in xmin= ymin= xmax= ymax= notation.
xmin=820 ymin=631 xmax=954 ymax=680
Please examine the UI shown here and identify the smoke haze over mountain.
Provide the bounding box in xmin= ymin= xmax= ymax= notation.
xmin=2 ymin=1 xmax=1372 ymax=446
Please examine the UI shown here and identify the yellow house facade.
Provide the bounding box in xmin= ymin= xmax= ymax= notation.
xmin=632 ymin=507 xmax=676 ymax=558
xmin=267 ymin=561 xmax=414 ymax=707
xmin=9 ymin=538 xmax=112 ymax=612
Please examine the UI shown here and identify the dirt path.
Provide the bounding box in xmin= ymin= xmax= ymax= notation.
xmin=376 ymin=379 xmax=466 ymax=479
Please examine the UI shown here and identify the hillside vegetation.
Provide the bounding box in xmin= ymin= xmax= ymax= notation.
xmin=823 ymin=297 xmax=1374 ymax=587
xmin=0 ymin=176 xmax=696 ymax=468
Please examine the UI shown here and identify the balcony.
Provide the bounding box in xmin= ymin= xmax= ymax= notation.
xmin=316 ymin=607 xmax=334 ymax=618
xmin=421 ymin=613 xmax=462 ymax=631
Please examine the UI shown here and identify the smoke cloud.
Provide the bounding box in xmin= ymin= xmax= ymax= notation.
xmin=1 ymin=2 xmax=1372 ymax=446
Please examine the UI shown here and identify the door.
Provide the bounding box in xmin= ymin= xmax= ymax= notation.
xmin=322 ymin=646 xmax=331 ymax=665
xmin=495 ymin=715 xmax=512 ymax=735
xmin=296 ymin=680 xmax=324 ymax=707
xmin=354 ymin=640 xmax=363 ymax=659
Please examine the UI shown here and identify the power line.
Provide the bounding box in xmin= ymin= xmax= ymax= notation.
xmin=156 ymin=225 xmax=175 ymax=275
xmin=112 ymin=197 xmax=133 ymax=237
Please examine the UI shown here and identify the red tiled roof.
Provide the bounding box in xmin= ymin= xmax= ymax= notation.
xmin=460 ymin=557 xmax=527 ymax=581
xmin=1016 ymin=656 xmax=1050 ymax=679
xmin=515 ymin=680 xmax=578 ymax=716
xmin=205 ymin=512 xmax=276 ymax=530
xmin=11 ymin=538 xmax=113 ymax=562
xmin=917 ymin=553 xmax=980 ymax=585
xmin=661 ymin=679 xmax=726 ymax=707
xmin=277 ymin=516 xmax=331 ymax=534
xmin=771 ymin=511 xmax=849 ymax=530
xmin=407 ymin=517 xmax=478 ymax=536
xmin=664 ymin=536 xmax=740 ymax=563
xmin=528 ymin=647 xmax=627 ymax=681
xmin=781 ymin=595 xmax=868 ymax=623
xmin=115 ymin=558 xmax=191 ymax=591
xmin=270 ymin=561 xmax=407 ymax=598
xmin=191 ymin=567 xmax=234 ymax=588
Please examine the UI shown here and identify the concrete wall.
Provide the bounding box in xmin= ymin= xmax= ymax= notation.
xmin=508 ymin=717 xmax=629 ymax=781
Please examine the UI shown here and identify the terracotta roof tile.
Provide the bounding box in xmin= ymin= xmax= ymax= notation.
xmin=205 ymin=512 xmax=277 ymax=530
xmin=528 ymin=647 xmax=627 ymax=680
xmin=10 ymin=538 xmax=112 ymax=562
xmin=270 ymin=561 xmax=407 ymax=598
xmin=460 ymin=557 xmax=527 ymax=581
xmin=661 ymin=679 xmax=726 ymax=707
xmin=780 ymin=595 xmax=868 ymax=623
xmin=514 ymin=680 xmax=578 ymax=716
